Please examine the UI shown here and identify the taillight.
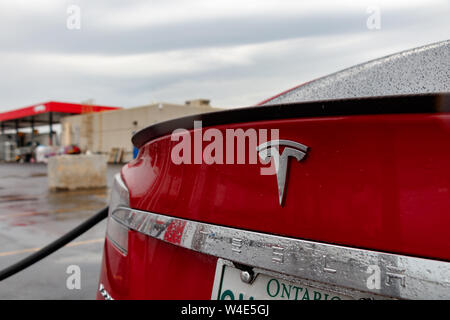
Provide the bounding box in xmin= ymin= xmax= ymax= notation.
xmin=106 ymin=173 xmax=130 ymax=254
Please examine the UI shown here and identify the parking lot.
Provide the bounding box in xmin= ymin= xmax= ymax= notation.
xmin=0 ymin=163 xmax=122 ymax=299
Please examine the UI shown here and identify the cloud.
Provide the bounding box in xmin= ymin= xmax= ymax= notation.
xmin=0 ymin=0 xmax=448 ymax=110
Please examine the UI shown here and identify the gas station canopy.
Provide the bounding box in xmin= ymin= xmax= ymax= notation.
xmin=0 ymin=101 xmax=120 ymax=130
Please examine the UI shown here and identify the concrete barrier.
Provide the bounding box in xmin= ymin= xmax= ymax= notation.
xmin=48 ymin=154 xmax=107 ymax=190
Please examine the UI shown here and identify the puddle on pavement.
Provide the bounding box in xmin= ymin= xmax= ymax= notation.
xmin=0 ymin=187 xmax=110 ymax=226
xmin=29 ymin=173 xmax=47 ymax=178
xmin=0 ymin=163 xmax=121 ymax=228
xmin=1 ymin=174 xmax=46 ymax=179
xmin=0 ymin=195 xmax=39 ymax=202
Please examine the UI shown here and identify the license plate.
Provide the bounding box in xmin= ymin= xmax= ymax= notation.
xmin=211 ymin=259 xmax=380 ymax=300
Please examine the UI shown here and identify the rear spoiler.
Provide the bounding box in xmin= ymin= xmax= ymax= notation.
xmin=132 ymin=93 xmax=450 ymax=148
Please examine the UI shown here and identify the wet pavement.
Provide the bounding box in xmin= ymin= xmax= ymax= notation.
xmin=0 ymin=163 xmax=123 ymax=299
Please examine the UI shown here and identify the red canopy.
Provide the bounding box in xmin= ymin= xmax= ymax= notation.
xmin=0 ymin=101 xmax=120 ymax=129
xmin=0 ymin=101 xmax=120 ymax=128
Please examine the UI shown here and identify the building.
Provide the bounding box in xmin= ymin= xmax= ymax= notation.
xmin=61 ymin=99 xmax=219 ymax=163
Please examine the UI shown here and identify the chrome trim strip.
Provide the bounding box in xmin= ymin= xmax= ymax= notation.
xmin=113 ymin=207 xmax=450 ymax=300
xmin=99 ymin=283 xmax=114 ymax=300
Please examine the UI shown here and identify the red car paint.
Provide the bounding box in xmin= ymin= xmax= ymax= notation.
xmin=98 ymin=110 xmax=450 ymax=300
xmin=98 ymin=235 xmax=217 ymax=299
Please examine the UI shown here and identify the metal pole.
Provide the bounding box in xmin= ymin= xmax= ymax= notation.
xmin=15 ymin=119 xmax=19 ymax=146
xmin=49 ymin=112 xmax=53 ymax=146
xmin=31 ymin=116 xmax=35 ymax=143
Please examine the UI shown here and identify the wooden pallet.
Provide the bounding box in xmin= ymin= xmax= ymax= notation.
xmin=107 ymin=148 xmax=123 ymax=164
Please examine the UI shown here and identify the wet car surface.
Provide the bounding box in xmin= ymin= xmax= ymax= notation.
xmin=0 ymin=163 xmax=121 ymax=299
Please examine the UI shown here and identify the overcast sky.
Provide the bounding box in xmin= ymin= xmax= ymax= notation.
xmin=0 ymin=0 xmax=449 ymax=111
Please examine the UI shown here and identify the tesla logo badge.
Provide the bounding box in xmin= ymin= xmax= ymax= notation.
xmin=257 ymin=140 xmax=309 ymax=206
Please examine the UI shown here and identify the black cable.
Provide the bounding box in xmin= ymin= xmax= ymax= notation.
xmin=0 ymin=206 xmax=109 ymax=281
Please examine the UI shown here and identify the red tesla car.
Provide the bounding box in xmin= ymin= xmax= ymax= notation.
xmin=97 ymin=41 xmax=450 ymax=300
